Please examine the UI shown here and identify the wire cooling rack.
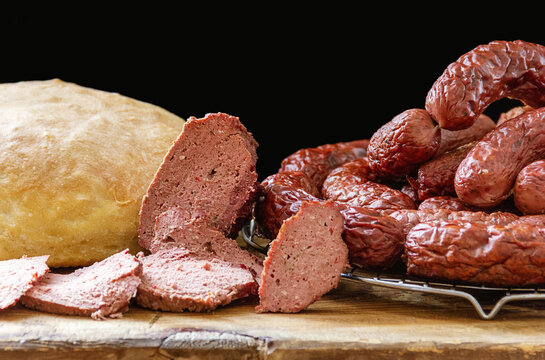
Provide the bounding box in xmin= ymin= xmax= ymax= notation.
xmin=241 ymin=219 xmax=545 ymax=320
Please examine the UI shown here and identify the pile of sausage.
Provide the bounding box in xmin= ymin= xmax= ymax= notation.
xmin=256 ymin=40 xmax=545 ymax=287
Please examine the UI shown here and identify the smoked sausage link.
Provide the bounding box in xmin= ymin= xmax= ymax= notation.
xmin=367 ymin=109 xmax=440 ymax=180
xmin=255 ymin=171 xmax=319 ymax=240
xmin=412 ymin=141 xmax=476 ymax=200
xmin=279 ymin=139 xmax=369 ymax=190
xmin=322 ymin=158 xmax=416 ymax=214
xmin=455 ymin=107 xmax=545 ymax=208
xmin=405 ymin=221 xmax=545 ymax=286
xmin=514 ymin=160 xmax=545 ymax=215
xmin=426 ymin=40 xmax=545 ymax=131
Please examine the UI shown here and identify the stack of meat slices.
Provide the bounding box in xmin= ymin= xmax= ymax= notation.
xmin=135 ymin=112 xmax=348 ymax=313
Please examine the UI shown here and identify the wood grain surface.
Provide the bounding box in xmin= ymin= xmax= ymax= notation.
xmin=2 ymin=278 xmax=545 ymax=359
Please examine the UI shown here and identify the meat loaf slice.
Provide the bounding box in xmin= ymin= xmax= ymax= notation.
xmin=138 ymin=112 xmax=258 ymax=250
xmin=20 ymin=250 xmax=141 ymax=320
xmin=0 ymin=255 xmax=49 ymax=310
xmin=256 ymin=201 xmax=348 ymax=313
xmin=151 ymin=206 xmax=263 ymax=286
xmin=136 ymin=248 xmax=257 ymax=312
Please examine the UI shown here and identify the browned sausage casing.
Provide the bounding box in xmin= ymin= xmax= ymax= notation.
xmin=417 ymin=196 xmax=472 ymax=211
xmin=436 ymin=114 xmax=495 ymax=156
xmin=279 ymin=139 xmax=369 ymax=190
xmin=255 ymin=171 xmax=320 ymax=240
xmin=426 ymin=40 xmax=545 ymax=131
xmin=455 ymin=107 xmax=545 ymax=208
xmin=322 ymin=158 xmax=416 ymax=214
xmin=390 ymin=208 xmax=519 ymax=238
xmin=405 ymin=221 xmax=545 ymax=286
xmin=514 ymin=160 xmax=545 ymax=215
xmin=338 ymin=204 xmax=404 ymax=269
xmin=367 ymin=109 xmax=440 ymax=180
xmin=412 ymin=141 xmax=476 ymax=200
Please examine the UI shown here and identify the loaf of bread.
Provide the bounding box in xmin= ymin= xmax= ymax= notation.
xmin=0 ymin=79 xmax=185 ymax=267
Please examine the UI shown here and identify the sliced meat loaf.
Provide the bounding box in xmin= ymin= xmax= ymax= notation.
xmin=136 ymin=248 xmax=257 ymax=312
xmin=256 ymin=201 xmax=348 ymax=313
xmin=0 ymin=255 xmax=49 ymax=310
xmin=20 ymin=250 xmax=141 ymax=320
xmin=136 ymin=208 xmax=263 ymax=312
xmin=138 ymin=112 xmax=258 ymax=249
xmin=151 ymin=206 xmax=263 ymax=285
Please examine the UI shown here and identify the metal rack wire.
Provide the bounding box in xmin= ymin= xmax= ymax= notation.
xmin=241 ymin=219 xmax=545 ymax=320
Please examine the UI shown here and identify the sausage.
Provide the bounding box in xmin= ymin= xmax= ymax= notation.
xmin=338 ymin=204 xmax=405 ymax=269
xmin=367 ymin=109 xmax=440 ymax=180
xmin=497 ymin=105 xmax=534 ymax=126
xmin=405 ymin=221 xmax=545 ymax=286
xmin=279 ymin=139 xmax=369 ymax=190
xmin=389 ymin=208 xmax=519 ymax=238
xmin=426 ymin=40 xmax=545 ymax=131
xmin=255 ymin=171 xmax=320 ymax=240
xmin=254 ymin=170 xmax=406 ymax=270
xmin=411 ymin=141 xmax=476 ymax=200
xmin=322 ymin=158 xmax=416 ymax=214
xmin=417 ymin=196 xmax=472 ymax=211
xmin=455 ymin=107 xmax=545 ymax=208
xmin=436 ymin=114 xmax=495 ymax=156
xmin=514 ymin=160 xmax=545 ymax=214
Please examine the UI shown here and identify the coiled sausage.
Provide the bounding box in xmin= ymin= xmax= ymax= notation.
xmin=426 ymin=40 xmax=545 ymax=131
xmin=455 ymin=107 xmax=545 ymax=208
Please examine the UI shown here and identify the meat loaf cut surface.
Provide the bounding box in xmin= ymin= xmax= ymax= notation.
xmin=151 ymin=206 xmax=263 ymax=286
xmin=136 ymin=248 xmax=257 ymax=312
xmin=138 ymin=112 xmax=258 ymax=250
xmin=256 ymin=201 xmax=348 ymax=313
xmin=0 ymin=255 xmax=49 ymax=310
xmin=20 ymin=250 xmax=141 ymax=320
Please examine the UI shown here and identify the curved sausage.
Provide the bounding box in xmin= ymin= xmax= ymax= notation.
xmin=411 ymin=141 xmax=476 ymax=200
xmin=255 ymin=171 xmax=319 ymax=240
xmin=417 ymin=196 xmax=472 ymax=211
xmin=405 ymin=221 xmax=545 ymax=286
xmin=436 ymin=114 xmax=495 ymax=156
xmin=338 ymin=204 xmax=405 ymax=269
xmin=389 ymin=208 xmax=519 ymax=238
xmin=322 ymin=158 xmax=416 ymax=214
xmin=254 ymin=170 xmax=406 ymax=270
xmin=514 ymin=160 xmax=545 ymax=214
xmin=279 ymin=139 xmax=369 ymax=190
xmin=367 ymin=109 xmax=440 ymax=180
xmin=455 ymin=107 xmax=545 ymax=208
xmin=426 ymin=40 xmax=545 ymax=131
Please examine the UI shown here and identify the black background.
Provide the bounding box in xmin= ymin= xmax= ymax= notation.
xmin=1 ymin=9 xmax=543 ymax=180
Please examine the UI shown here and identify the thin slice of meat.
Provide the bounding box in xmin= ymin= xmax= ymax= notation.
xmin=135 ymin=208 xmax=263 ymax=312
xmin=0 ymin=255 xmax=49 ymax=310
xmin=136 ymin=248 xmax=257 ymax=312
xmin=20 ymin=250 xmax=141 ymax=320
xmin=138 ymin=112 xmax=259 ymax=249
xmin=256 ymin=201 xmax=348 ymax=313
xmin=151 ymin=206 xmax=263 ymax=286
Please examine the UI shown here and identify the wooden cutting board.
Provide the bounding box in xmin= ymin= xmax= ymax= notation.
xmin=2 ymin=277 xmax=545 ymax=360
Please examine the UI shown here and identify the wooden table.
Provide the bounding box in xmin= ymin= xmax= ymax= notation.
xmin=2 ymin=277 xmax=545 ymax=359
